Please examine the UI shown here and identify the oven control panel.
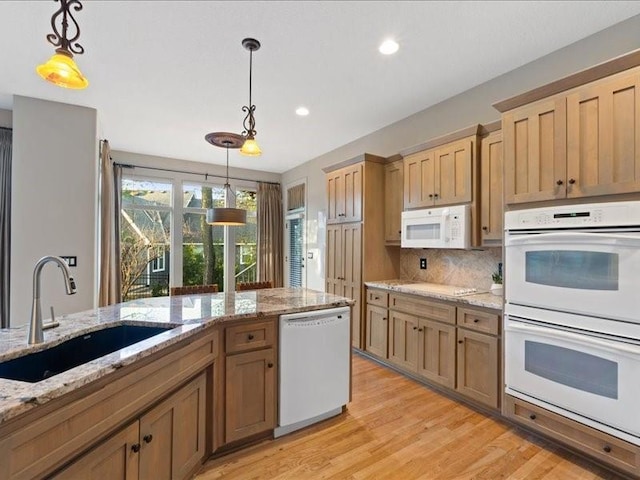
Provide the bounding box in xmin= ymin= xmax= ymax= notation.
xmin=505 ymin=201 xmax=640 ymax=230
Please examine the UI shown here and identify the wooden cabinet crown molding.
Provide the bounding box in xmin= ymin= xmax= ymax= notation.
xmin=493 ymin=48 xmax=640 ymax=113
xmin=399 ymin=124 xmax=481 ymax=157
xmin=322 ymin=153 xmax=385 ymax=174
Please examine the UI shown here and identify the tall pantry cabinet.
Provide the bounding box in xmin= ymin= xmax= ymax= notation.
xmin=324 ymin=154 xmax=399 ymax=348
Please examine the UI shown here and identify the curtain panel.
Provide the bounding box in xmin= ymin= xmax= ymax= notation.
xmin=0 ymin=128 xmax=11 ymax=327
xmin=98 ymin=140 xmax=122 ymax=306
xmin=257 ymin=182 xmax=284 ymax=287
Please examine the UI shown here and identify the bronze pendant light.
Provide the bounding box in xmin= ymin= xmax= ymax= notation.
xmin=37 ymin=0 xmax=89 ymax=89
xmin=240 ymin=38 xmax=262 ymax=156
xmin=204 ymin=132 xmax=247 ymax=226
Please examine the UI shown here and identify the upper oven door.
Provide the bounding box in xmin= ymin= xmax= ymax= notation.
xmin=505 ymin=231 xmax=640 ymax=322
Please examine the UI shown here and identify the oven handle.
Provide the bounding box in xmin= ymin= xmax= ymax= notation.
xmin=505 ymin=320 xmax=640 ymax=358
xmin=506 ymin=231 xmax=640 ymax=247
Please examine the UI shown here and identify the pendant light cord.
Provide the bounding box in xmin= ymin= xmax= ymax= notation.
xmin=248 ymin=48 xmax=253 ymax=109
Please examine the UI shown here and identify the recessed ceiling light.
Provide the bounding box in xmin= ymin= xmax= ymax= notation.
xmin=296 ymin=106 xmax=310 ymax=116
xmin=379 ymin=39 xmax=399 ymax=55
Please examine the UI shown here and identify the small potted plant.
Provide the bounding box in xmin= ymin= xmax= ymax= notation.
xmin=490 ymin=271 xmax=503 ymax=296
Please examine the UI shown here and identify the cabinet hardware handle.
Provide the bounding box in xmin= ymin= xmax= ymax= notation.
xmin=374 ymin=296 xmax=380 ymax=300
xmin=267 ymin=362 xmax=274 ymax=368
xmin=458 ymin=340 xmax=463 ymax=344
xmin=482 ymin=226 xmax=488 ymax=231
xmin=428 ymin=194 xmax=433 ymax=198
xmin=473 ymin=319 xmax=479 ymax=323
xmin=398 ymin=230 xmax=401 ymax=234
xmin=248 ymin=334 xmax=255 ymax=340
xmin=143 ymin=434 xmax=153 ymax=444
xmin=418 ymin=328 xmax=423 ymax=332
xmin=529 ymin=414 xmax=536 ymax=420
xmin=434 ymin=193 xmax=439 ymax=198
xmin=413 ymin=326 xmax=418 ymax=330
xmin=383 ymin=317 xmax=387 ymax=321
xmin=603 ymin=445 xmax=612 ymax=453
xmin=568 ymin=178 xmax=576 ymax=184
xmin=556 ymin=179 xmax=564 ymax=186
xmin=131 ymin=443 xmax=141 ymax=453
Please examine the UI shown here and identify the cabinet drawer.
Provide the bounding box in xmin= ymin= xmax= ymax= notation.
xmin=389 ymin=293 xmax=455 ymax=324
xmin=225 ymin=321 xmax=276 ymax=354
xmin=456 ymin=307 xmax=500 ymax=335
xmin=367 ymin=289 xmax=388 ymax=308
xmin=504 ymin=395 xmax=640 ymax=477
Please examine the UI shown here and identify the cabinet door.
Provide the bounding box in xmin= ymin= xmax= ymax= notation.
xmin=434 ymin=140 xmax=473 ymax=205
xmin=503 ymin=98 xmax=566 ymax=204
xmin=384 ymin=160 xmax=404 ymax=244
xmin=342 ymin=223 xmax=362 ymax=348
xmin=388 ymin=311 xmax=418 ymax=372
xmin=365 ymin=304 xmax=388 ymax=358
xmin=404 ymin=150 xmax=435 ymax=209
xmin=417 ymin=319 xmax=455 ymax=389
xmin=456 ymin=329 xmax=499 ymax=409
xmin=139 ymin=373 xmax=207 ymax=480
xmin=480 ymin=131 xmax=503 ymax=245
xmin=225 ymin=348 xmax=276 ymax=443
xmin=342 ymin=164 xmax=363 ymax=223
xmin=325 ymin=224 xmax=342 ymax=295
xmin=567 ymin=71 xmax=640 ymax=198
xmin=326 ymin=170 xmax=344 ymax=224
xmin=53 ymin=422 xmax=140 ymax=480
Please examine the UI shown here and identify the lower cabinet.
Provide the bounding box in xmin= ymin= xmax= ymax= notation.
xmin=54 ymin=373 xmax=207 ymax=480
xmin=365 ymin=289 xmax=501 ymax=410
xmin=225 ymin=348 xmax=276 ymax=443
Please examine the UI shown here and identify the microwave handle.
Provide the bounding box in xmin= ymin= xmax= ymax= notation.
xmin=506 ymin=231 xmax=640 ymax=247
xmin=506 ymin=320 xmax=640 ymax=358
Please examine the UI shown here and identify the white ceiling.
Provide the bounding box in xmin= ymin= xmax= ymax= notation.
xmin=1 ymin=1 xmax=640 ymax=174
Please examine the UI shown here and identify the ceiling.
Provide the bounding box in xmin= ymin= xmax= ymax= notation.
xmin=1 ymin=1 xmax=640 ymax=174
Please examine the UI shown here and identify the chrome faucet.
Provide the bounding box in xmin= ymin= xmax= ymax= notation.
xmin=28 ymin=256 xmax=77 ymax=345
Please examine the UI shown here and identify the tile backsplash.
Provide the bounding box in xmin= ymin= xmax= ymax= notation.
xmin=400 ymin=247 xmax=502 ymax=291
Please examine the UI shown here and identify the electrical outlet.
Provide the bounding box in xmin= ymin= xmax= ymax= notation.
xmin=420 ymin=258 xmax=427 ymax=270
xmin=498 ymin=262 xmax=503 ymax=277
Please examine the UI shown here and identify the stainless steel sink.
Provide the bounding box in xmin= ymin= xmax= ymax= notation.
xmin=0 ymin=324 xmax=173 ymax=383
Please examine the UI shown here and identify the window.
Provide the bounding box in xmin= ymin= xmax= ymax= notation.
xmin=120 ymin=178 xmax=172 ymax=301
xmin=234 ymin=189 xmax=257 ymax=283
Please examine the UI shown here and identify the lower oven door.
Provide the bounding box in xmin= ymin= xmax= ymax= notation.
xmin=505 ymin=316 xmax=640 ymax=444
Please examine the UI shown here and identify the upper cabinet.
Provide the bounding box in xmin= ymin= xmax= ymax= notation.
xmin=327 ymin=163 xmax=363 ymax=224
xmin=402 ymin=130 xmax=478 ymax=210
xmin=384 ymin=159 xmax=403 ymax=245
xmin=496 ymin=57 xmax=640 ymax=205
xmin=480 ymin=129 xmax=503 ymax=245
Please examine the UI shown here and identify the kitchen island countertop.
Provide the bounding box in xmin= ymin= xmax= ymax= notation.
xmin=0 ymin=288 xmax=353 ymax=425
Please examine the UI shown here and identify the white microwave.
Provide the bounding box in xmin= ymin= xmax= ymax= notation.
xmin=401 ymin=205 xmax=470 ymax=249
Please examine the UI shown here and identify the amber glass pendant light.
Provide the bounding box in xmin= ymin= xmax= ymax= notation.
xmin=240 ymin=38 xmax=262 ymax=156
xmin=36 ymin=0 xmax=89 ymax=89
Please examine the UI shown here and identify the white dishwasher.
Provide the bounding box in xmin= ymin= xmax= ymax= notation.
xmin=275 ymin=306 xmax=350 ymax=438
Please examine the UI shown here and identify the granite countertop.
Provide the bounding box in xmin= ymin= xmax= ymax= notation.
xmin=0 ymin=288 xmax=353 ymax=425
xmin=364 ymin=280 xmax=503 ymax=310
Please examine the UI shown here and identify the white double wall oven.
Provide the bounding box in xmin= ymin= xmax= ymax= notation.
xmin=504 ymin=201 xmax=640 ymax=446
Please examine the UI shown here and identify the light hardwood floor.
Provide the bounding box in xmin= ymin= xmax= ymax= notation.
xmin=195 ymin=353 xmax=625 ymax=480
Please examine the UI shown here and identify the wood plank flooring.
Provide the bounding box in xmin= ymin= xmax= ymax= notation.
xmin=194 ymin=353 xmax=626 ymax=480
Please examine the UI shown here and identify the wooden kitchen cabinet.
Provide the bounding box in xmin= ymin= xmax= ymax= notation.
xmin=365 ymin=303 xmax=388 ymax=359
xmin=326 ymin=222 xmax=362 ymax=348
xmin=55 ymin=373 xmax=207 ymax=480
xmin=500 ymin=64 xmax=640 ymax=205
xmin=54 ymin=422 xmax=140 ymax=479
xmin=388 ymin=310 xmax=419 ymax=372
xmin=324 ymin=154 xmax=398 ymax=350
xmin=404 ymin=138 xmax=474 ymax=209
xmin=417 ymin=318 xmax=456 ymax=389
xmin=225 ymin=348 xmax=276 ymax=444
xmin=327 ymin=163 xmax=362 ymax=224
xmin=384 ymin=159 xmax=404 ymax=244
xmin=480 ymin=130 xmax=503 ymax=245
xmin=455 ymin=328 xmax=499 ymax=409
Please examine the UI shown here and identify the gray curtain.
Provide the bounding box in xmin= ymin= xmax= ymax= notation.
xmin=0 ymin=129 xmax=11 ymax=327
xmin=98 ymin=140 xmax=122 ymax=306
xmin=257 ymin=182 xmax=284 ymax=287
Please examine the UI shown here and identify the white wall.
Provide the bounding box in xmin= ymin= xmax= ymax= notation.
xmin=10 ymin=96 xmax=98 ymax=327
xmin=281 ymin=14 xmax=640 ymax=290
xmin=0 ymin=109 xmax=11 ymax=128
